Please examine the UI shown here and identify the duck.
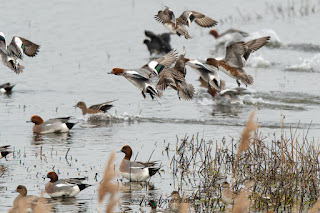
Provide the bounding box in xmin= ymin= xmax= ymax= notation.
xmin=210 ymin=29 xmax=280 ymax=48
xmin=45 ymin=171 xmax=91 ymax=198
xmin=28 ymin=115 xmax=76 ymax=134
xmin=0 ymin=82 xmax=15 ymax=93
xmin=206 ymin=36 xmax=270 ymax=87
xmin=210 ymin=29 xmax=249 ymax=40
xmin=149 ymin=200 xmax=168 ymax=213
xmin=119 ymin=145 xmax=160 ymax=182
xmin=8 ymin=185 xmax=40 ymax=213
xmin=186 ymin=59 xmax=225 ymax=91
xmin=110 ymin=50 xmax=178 ymax=99
xmin=168 ymin=191 xmax=182 ymax=212
xmin=0 ymin=145 xmax=11 ymax=159
xmin=144 ymin=30 xmax=172 ymax=56
xmin=221 ymin=182 xmax=238 ymax=205
xmin=154 ymin=6 xmax=217 ymax=39
xmin=0 ymin=32 xmax=40 ymax=74
xmin=75 ymin=100 xmax=115 ymax=115
xmin=157 ymin=53 xmax=195 ymax=100
xmin=198 ymin=77 xmax=251 ymax=103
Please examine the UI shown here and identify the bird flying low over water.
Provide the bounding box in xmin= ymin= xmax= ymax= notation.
xmin=186 ymin=59 xmax=225 ymax=91
xmin=206 ymin=36 xmax=270 ymax=87
xmin=75 ymin=100 xmax=115 ymax=115
xmin=157 ymin=53 xmax=195 ymax=100
xmin=143 ymin=30 xmax=172 ymax=56
xmin=0 ymin=32 xmax=40 ymax=74
xmin=154 ymin=6 xmax=217 ymax=39
xmin=110 ymin=50 xmax=178 ymax=99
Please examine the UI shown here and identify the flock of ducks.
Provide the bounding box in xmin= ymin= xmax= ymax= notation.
xmin=0 ymin=4 xmax=274 ymax=213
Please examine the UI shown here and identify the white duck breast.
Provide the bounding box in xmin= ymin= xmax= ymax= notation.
xmin=164 ymin=23 xmax=176 ymax=34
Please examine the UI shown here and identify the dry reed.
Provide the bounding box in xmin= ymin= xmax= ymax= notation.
xmin=98 ymin=151 xmax=119 ymax=213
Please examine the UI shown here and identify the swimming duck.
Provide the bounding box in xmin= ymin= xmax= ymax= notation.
xmin=0 ymin=83 xmax=15 ymax=93
xmin=0 ymin=145 xmax=11 ymax=159
xmin=28 ymin=115 xmax=76 ymax=134
xmin=154 ymin=7 xmax=217 ymax=39
xmin=206 ymin=36 xmax=270 ymax=87
xmin=9 ymin=185 xmax=40 ymax=213
xmin=119 ymin=145 xmax=160 ymax=182
xmin=168 ymin=191 xmax=182 ymax=212
xmin=221 ymin=182 xmax=238 ymax=205
xmin=0 ymin=32 xmax=40 ymax=74
xmin=45 ymin=171 xmax=91 ymax=198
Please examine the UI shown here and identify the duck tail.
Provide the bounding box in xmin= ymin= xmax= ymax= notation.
xmin=1 ymin=151 xmax=11 ymax=158
xmin=78 ymin=183 xmax=92 ymax=191
xmin=240 ymin=73 xmax=254 ymax=86
xmin=178 ymin=82 xmax=195 ymax=100
xmin=66 ymin=122 xmax=76 ymax=130
xmin=148 ymin=168 xmax=160 ymax=177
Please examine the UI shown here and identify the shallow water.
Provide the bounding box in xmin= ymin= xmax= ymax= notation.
xmin=1 ymin=0 xmax=320 ymax=212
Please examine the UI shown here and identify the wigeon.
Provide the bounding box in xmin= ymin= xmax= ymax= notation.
xmin=0 ymin=145 xmax=11 ymax=159
xmin=119 ymin=145 xmax=160 ymax=182
xmin=75 ymin=100 xmax=115 ymax=115
xmin=45 ymin=171 xmax=91 ymax=198
xmin=206 ymin=36 xmax=270 ymax=87
xmin=8 ymin=185 xmax=40 ymax=213
xmin=198 ymin=76 xmax=251 ymax=102
xmin=157 ymin=53 xmax=195 ymax=100
xmin=0 ymin=32 xmax=40 ymax=74
xmin=144 ymin=30 xmax=172 ymax=56
xmin=209 ymin=29 xmax=249 ymax=40
xmin=221 ymin=182 xmax=238 ymax=205
xmin=168 ymin=191 xmax=182 ymax=212
xmin=28 ymin=115 xmax=76 ymax=134
xmin=186 ymin=59 xmax=225 ymax=91
xmin=155 ymin=6 xmax=217 ymax=39
xmin=110 ymin=50 xmax=178 ymax=99
xmin=12 ymin=185 xmax=39 ymax=206
xmin=149 ymin=200 xmax=168 ymax=213
xmin=0 ymin=82 xmax=15 ymax=93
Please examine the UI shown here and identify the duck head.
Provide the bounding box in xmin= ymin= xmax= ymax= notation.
xmin=111 ymin=68 xmax=124 ymax=75
xmin=170 ymin=190 xmax=181 ymax=199
xmin=149 ymin=200 xmax=157 ymax=209
xmin=30 ymin=115 xmax=44 ymax=125
xmin=209 ymin=29 xmax=219 ymax=39
xmin=16 ymin=185 xmax=27 ymax=196
xmin=120 ymin=145 xmax=132 ymax=160
xmin=47 ymin=171 xmax=59 ymax=183
xmin=206 ymin=58 xmax=218 ymax=67
xmin=75 ymin=101 xmax=87 ymax=110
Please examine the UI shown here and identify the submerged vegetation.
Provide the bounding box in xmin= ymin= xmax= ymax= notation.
xmin=166 ymin=111 xmax=320 ymax=212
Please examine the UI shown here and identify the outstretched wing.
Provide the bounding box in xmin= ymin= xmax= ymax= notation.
xmin=154 ymin=7 xmax=175 ymax=24
xmin=141 ymin=49 xmax=178 ymax=76
xmin=245 ymin=36 xmax=270 ymax=53
xmin=8 ymin=36 xmax=40 ymax=59
xmin=224 ymin=41 xmax=246 ymax=68
xmin=177 ymin=11 xmax=217 ymax=27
